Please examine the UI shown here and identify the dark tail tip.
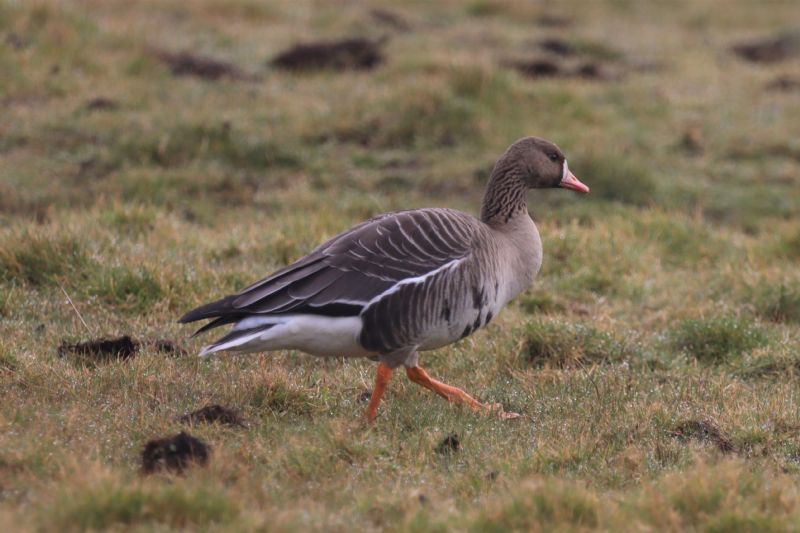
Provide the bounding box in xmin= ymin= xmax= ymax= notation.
xmin=178 ymin=295 xmax=238 ymax=324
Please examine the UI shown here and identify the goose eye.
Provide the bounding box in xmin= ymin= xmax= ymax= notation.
xmin=548 ymin=153 xmax=559 ymax=162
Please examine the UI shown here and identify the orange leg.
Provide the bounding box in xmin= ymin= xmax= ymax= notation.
xmin=364 ymin=363 xmax=394 ymax=423
xmin=406 ymin=366 xmax=520 ymax=420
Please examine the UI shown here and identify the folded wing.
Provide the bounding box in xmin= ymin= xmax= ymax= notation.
xmin=179 ymin=209 xmax=476 ymax=332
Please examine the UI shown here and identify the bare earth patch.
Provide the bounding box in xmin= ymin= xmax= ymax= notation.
xmin=58 ymin=335 xmax=138 ymax=363
xmin=731 ymin=31 xmax=800 ymax=63
xmin=141 ymin=432 xmax=211 ymax=475
xmin=271 ymin=38 xmax=385 ymax=71
xmin=85 ymin=97 xmax=118 ymax=112
xmin=58 ymin=336 xmax=186 ymax=364
xmin=155 ymin=49 xmax=260 ymax=81
xmin=509 ymin=58 xmax=618 ymax=81
xmin=767 ymin=76 xmax=800 ymax=92
xmin=435 ymin=433 xmax=461 ymax=455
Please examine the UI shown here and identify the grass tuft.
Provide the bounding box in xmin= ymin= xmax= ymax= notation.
xmin=100 ymin=205 xmax=157 ymax=236
xmin=520 ymin=318 xmax=637 ymax=368
xmin=520 ymin=288 xmax=565 ymax=314
xmin=113 ymin=122 xmax=299 ymax=170
xmin=670 ymin=316 xmax=768 ymax=364
xmin=774 ymin=228 xmax=800 ymax=259
xmin=249 ymin=380 xmax=317 ymax=417
xmin=88 ymin=266 xmax=163 ymax=313
xmin=0 ymin=346 xmax=18 ymax=372
xmin=670 ymin=419 xmax=735 ymax=453
xmin=465 ymin=0 xmax=505 ymax=17
xmin=334 ymin=85 xmax=482 ymax=149
xmin=46 ymin=484 xmax=236 ymax=531
xmin=644 ymin=218 xmax=728 ymax=267
xmin=750 ymin=282 xmax=800 ymax=324
xmin=471 ymin=480 xmax=599 ymax=531
xmin=0 ymin=231 xmax=90 ymax=286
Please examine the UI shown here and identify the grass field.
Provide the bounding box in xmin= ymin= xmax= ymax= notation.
xmin=2 ymin=0 xmax=800 ymax=530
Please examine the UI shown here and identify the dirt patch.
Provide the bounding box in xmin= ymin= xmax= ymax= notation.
xmin=435 ymin=433 xmax=461 ymax=455
xmin=767 ymin=76 xmax=800 ymax=92
xmin=677 ymin=126 xmax=705 ymax=156
xmin=271 ymin=38 xmax=385 ymax=72
xmin=370 ymin=9 xmax=410 ymax=32
xmin=5 ymin=32 xmax=27 ymax=50
xmin=670 ymin=419 xmax=735 ymax=453
xmin=179 ymin=404 xmax=244 ymax=427
xmin=356 ymin=390 xmax=372 ymax=403
xmin=58 ymin=336 xmax=138 ymax=363
xmin=85 ymin=97 xmax=118 ymax=112
xmin=508 ymin=58 xmax=615 ymax=81
xmin=509 ymin=58 xmax=561 ymax=78
xmin=575 ymin=62 xmax=613 ymax=80
xmin=141 ymin=432 xmax=210 ymax=475
xmin=539 ymin=38 xmax=575 ymax=57
xmin=58 ymin=336 xmax=186 ymax=363
xmin=511 ymin=36 xmax=631 ymax=81
xmin=152 ymin=339 xmax=187 ymax=356
xmin=731 ymin=31 xmax=800 ymax=63
xmin=155 ymin=49 xmax=259 ymax=81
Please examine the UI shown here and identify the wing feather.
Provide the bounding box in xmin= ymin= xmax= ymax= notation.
xmin=180 ymin=209 xmax=478 ymax=333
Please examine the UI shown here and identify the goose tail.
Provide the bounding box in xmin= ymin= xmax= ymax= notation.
xmin=197 ymin=322 xmax=277 ymax=358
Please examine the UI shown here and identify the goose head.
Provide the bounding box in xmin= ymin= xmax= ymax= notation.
xmin=505 ymin=136 xmax=590 ymax=194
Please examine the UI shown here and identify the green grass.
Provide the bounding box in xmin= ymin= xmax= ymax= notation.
xmin=0 ymin=231 xmax=90 ymax=287
xmin=573 ymin=154 xmax=658 ymax=206
xmin=46 ymin=483 xmax=238 ymax=531
xmin=670 ymin=316 xmax=769 ymax=365
xmin=2 ymin=0 xmax=800 ymax=531
xmin=87 ymin=266 xmax=164 ymax=313
xmin=750 ymin=282 xmax=800 ymax=324
xmin=520 ymin=318 xmax=638 ymax=368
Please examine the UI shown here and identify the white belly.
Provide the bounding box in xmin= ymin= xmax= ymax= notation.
xmin=224 ymin=315 xmax=373 ymax=358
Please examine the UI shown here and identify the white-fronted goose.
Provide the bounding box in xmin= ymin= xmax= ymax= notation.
xmin=180 ymin=137 xmax=589 ymax=421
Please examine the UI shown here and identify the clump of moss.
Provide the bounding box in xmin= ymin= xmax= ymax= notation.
xmin=670 ymin=316 xmax=768 ymax=365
